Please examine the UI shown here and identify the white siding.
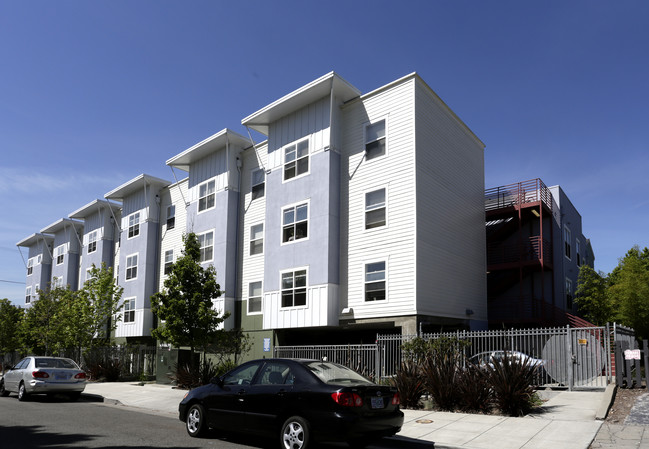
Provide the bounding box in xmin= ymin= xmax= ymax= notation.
xmin=158 ymin=179 xmax=188 ymax=291
xmin=188 ymin=148 xmax=228 ymax=190
xmin=262 ymin=284 xmax=338 ymax=329
xmin=114 ymin=308 xmax=153 ymax=338
xmin=414 ymin=78 xmax=487 ymax=321
xmin=341 ymin=78 xmax=418 ymax=320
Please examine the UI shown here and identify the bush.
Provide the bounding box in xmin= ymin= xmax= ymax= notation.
xmin=390 ymin=360 xmax=426 ymax=409
xmin=173 ymin=358 xmax=230 ymax=389
xmin=101 ymin=359 xmax=122 ymax=382
xmin=455 ymin=363 xmax=492 ymax=413
xmin=485 ymin=352 xmax=538 ymax=416
xmin=421 ymin=338 xmax=465 ymax=411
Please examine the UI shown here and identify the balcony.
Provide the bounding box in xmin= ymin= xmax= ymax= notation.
xmin=485 ymin=178 xmax=553 ymax=214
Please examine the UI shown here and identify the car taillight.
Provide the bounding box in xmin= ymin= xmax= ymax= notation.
xmin=32 ymin=371 xmax=49 ymax=379
xmin=331 ymin=392 xmax=363 ymax=407
xmin=391 ymin=393 xmax=400 ymax=405
xmin=74 ymin=372 xmax=87 ymax=379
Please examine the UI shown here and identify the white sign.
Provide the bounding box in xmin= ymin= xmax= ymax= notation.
xmin=263 ymin=338 xmax=271 ymax=352
xmin=624 ymin=349 xmax=641 ymax=360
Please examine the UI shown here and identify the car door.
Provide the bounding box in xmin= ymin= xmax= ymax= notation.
xmin=243 ymin=361 xmax=295 ymax=436
xmin=4 ymin=358 xmax=29 ymax=392
xmin=205 ymin=360 xmax=262 ymax=431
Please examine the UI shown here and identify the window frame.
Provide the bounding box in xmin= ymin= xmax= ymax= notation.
xmin=280 ymin=268 xmax=308 ymax=309
xmin=25 ymin=286 xmax=32 ymax=304
xmin=565 ymin=278 xmax=573 ymax=309
xmin=54 ymin=244 xmax=65 ymax=265
xmin=164 ymin=249 xmax=174 ymax=275
xmin=563 ymin=226 xmax=572 ymax=260
xmin=364 ymin=260 xmax=387 ymax=302
xmin=125 ymin=254 xmax=138 ymax=281
xmin=576 ymin=238 xmax=582 ymax=266
xmin=282 ymin=137 xmax=310 ymax=182
xmin=123 ymin=297 xmax=136 ymax=323
xmin=198 ymin=180 xmax=216 ymax=213
xmin=250 ymin=223 xmax=264 ymax=256
xmin=248 ymin=281 xmax=263 ymax=315
xmin=128 ymin=212 xmax=140 ymax=239
xmin=281 ymin=201 xmax=309 ymax=245
xmin=88 ymin=230 xmax=98 ymax=254
xmin=166 ymin=205 xmax=176 ymax=230
xmin=27 ymin=257 xmax=34 ymax=276
xmin=197 ymin=230 xmax=214 ymax=263
xmin=365 ymin=187 xmax=387 ymax=230
xmin=364 ymin=118 xmax=387 ymax=161
xmin=251 ymin=168 xmax=265 ymax=200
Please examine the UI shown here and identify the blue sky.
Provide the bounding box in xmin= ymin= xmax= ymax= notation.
xmin=1 ymin=1 xmax=648 ymax=305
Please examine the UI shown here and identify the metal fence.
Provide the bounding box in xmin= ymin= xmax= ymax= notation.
xmin=277 ymin=324 xmax=618 ymax=390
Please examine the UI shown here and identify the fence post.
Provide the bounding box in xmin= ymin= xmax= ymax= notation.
xmin=567 ymin=326 xmax=574 ymax=391
xmin=644 ymin=340 xmax=649 ymax=389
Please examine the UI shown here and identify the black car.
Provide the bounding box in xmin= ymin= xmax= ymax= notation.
xmin=178 ymin=358 xmax=403 ymax=448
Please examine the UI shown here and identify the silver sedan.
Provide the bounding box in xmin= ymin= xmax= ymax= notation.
xmin=0 ymin=356 xmax=87 ymax=401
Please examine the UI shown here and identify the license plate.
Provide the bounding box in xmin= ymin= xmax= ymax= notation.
xmin=370 ymin=396 xmax=384 ymax=409
xmin=54 ymin=374 xmax=68 ymax=380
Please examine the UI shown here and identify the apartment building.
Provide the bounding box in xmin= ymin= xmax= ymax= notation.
xmin=485 ymin=179 xmax=593 ymax=327
xmin=17 ymin=71 xmax=489 ymax=358
xmin=16 ymin=233 xmax=54 ymax=305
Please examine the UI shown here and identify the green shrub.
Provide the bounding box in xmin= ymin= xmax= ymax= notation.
xmin=485 ymin=352 xmax=538 ymax=416
xmin=421 ymin=338 xmax=465 ymax=411
xmin=455 ymin=362 xmax=492 ymax=413
xmin=390 ymin=360 xmax=426 ymax=409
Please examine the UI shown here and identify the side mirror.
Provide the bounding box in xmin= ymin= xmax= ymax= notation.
xmin=210 ymin=376 xmax=224 ymax=387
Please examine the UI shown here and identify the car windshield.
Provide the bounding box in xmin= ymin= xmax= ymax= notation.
xmin=35 ymin=358 xmax=78 ymax=369
xmin=304 ymin=361 xmax=373 ymax=386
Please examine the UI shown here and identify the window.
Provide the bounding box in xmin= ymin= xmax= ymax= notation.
xmin=27 ymin=258 xmax=34 ymax=276
xmin=281 ymin=269 xmax=307 ymax=308
xmin=126 ymin=254 xmax=138 ymax=280
xmin=252 ymin=168 xmax=265 ymax=199
xmin=164 ymin=250 xmax=174 ymax=275
xmin=564 ymin=226 xmax=572 ymax=259
xmin=576 ymin=239 xmax=582 ymax=266
xmin=88 ymin=230 xmax=98 ymax=253
xmin=198 ymin=180 xmax=215 ymax=212
xmin=248 ymin=281 xmax=262 ymax=314
xmin=566 ymin=278 xmax=573 ymax=309
xmin=250 ymin=224 xmax=264 ymax=255
xmin=52 ymin=277 xmax=63 ymax=289
xmin=128 ymin=212 xmax=140 ymax=238
xmin=257 ymin=362 xmax=293 ymax=385
xmin=365 ymin=188 xmax=386 ymax=229
xmin=365 ymin=261 xmax=386 ymax=302
xmin=365 ymin=119 xmax=386 ymax=160
xmin=54 ymin=244 xmax=65 ymax=265
xmin=34 ymin=285 xmax=39 ymax=301
xmin=124 ymin=298 xmax=135 ymax=323
xmin=85 ymin=269 xmax=94 ymax=282
xmin=223 ymin=361 xmax=262 ymax=386
xmin=282 ymin=203 xmax=308 ymax=243
xmin=166 ymin=205 xmax=175 ymax=230
xmin=198 ymin=231 xmax=214 ymax=263
xmin=283 ymin=139 xmax=309 ymax=181
xmin=25 ymin=286 xmax=32 ymax=304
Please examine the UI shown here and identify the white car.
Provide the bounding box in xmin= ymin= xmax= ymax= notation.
xmin=469 ymin=351 xmax=545 ymax=369
xmin=0 ymin=356 xmax=87 ymax=401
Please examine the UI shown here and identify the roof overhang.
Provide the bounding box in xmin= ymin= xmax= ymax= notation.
xmin=40 ymin=218 xmax=84 ymax=234
xmin=16 ymin=233 xmax=54 ymax=247
xmin=241 ymin=72 xmax=361 ymax=135
xmin=69 ymin=199 xmax=121 ymax=220
xmin=105 ymin=174 xmax=171 ymax=201
xmin=166 ymin=128 xmax=252 ymax=172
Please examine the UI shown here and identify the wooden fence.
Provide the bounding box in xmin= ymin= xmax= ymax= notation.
xmin=614 ymin=340 xmax=649 ymax=388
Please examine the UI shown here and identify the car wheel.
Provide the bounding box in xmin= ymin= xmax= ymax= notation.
xmin=186 ymin=404 xmax=207 ymax=437
xmin=18 ymin=382 xmax=29 ymax=402
xmin=281 ymin=416 xmax=310 ymax=449
xmin=0 ymin=380 xmax=9 ymax=397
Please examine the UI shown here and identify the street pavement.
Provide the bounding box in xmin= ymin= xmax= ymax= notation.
xmin=79 ymin=382 xmax=649 ymax=449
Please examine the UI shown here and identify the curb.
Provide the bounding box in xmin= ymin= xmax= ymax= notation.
xmin=595 ymin=384 xmax=616 ymax=420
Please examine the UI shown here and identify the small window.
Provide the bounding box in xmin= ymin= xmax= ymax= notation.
xmin=281 ymin=269 xmax=307 ymax=308
xmin=576 ymin=239 xmax=582 ymax=266
xmin=88 ymin=231 xmax=98 ymax=253
xmin=250 ymin=224 xmax=264 ymax=256
xmin=25 ymin=286 xmax=32 ymax=304
xmin=283 ymin=139 xmax=309 ymax=181
xmin=85 ymin=269 xmax=94 ymax=282
xmin=365 ymin=261 xmax=386 ymax=302
xmin=198 ymin=231 xmax=214 ymax=263
xmin=128 ymin=212 xmax=140 ymax=238
xmin=365 ymin=188 xmax=386 ymax=229
xmin=365 ymin=120 xmax=386 ymax=160
xmin=52 ymin=277 xmax=63 ymax=289
xmin=564 ymin=226 xmax=572 ymax=260
xmin=124 ymin=298 xmax=136 ymax=323
xmin=166 ymin=205 xmax=175 ymax=230
xmin=252 ymin=169 xmax=265 ymax=200
xmin=223 ymin=362 xmax=262 ymax=386
xmin=198 ymin=180 xmax=215 ymax=212
xmin=54 ymin=245 xmax=65 ymax=265
xmin=126 ymin=254 xmax=138 ymax=280
xmin=282 ymin=203 xmax=308 ymax=243
xmin=27 ymin=258 xmax=34 ymax=276
xmin=257 ymin=362 xmax=292 ymax=385
xmin=164 ymin=250 xmax=174 ymax=275
xmin=566 ymin=278 xmax=573 ymax=309
xmin=248 ymin=281 xmax=262 ymax=314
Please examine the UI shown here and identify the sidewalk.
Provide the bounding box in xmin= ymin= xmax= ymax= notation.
xmin=82 ymin=382 xmax=610 ymax=448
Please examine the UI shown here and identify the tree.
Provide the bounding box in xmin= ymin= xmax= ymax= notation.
xmin=21 ymin=286 xmax=68 ymax=355
xmin=0 ymin=298 xmax=24 ymax=365
xmin=608 ymin=246 xmax=649 ymax=339
xmin=575 ymin=265 xmax=612 ymax=325
xmin=151 ymin=233 xmax=228 ymax=368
